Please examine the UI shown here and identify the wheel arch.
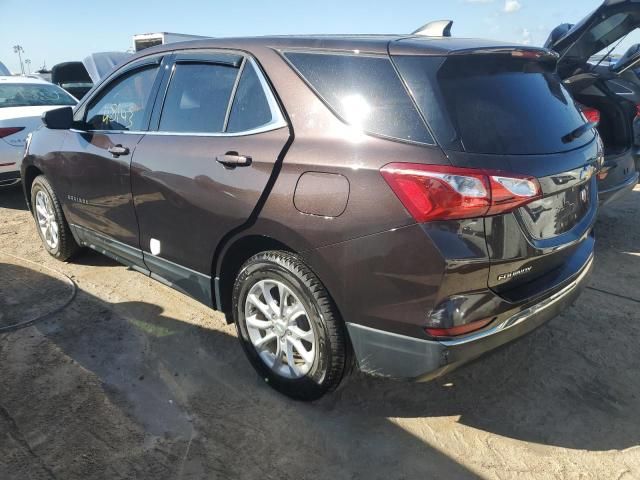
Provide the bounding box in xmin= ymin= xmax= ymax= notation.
xmin=23 ymin=165 xmax=44 ymax=211
xmin=216 ymin=234 xmax=294 ymax=321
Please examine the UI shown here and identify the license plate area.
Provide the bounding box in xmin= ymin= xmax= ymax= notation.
xmin=517 ymin=180 xmax=592 ymax=240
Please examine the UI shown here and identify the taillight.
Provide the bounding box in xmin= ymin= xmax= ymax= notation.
xmin=578 ymin=104 xmax=600 ymax=125
xmin=636 ymin=104 xmax=640 ymax=118
xmin=0 ymin=127 xmax=25 ymax=138
xmin=380 ymin=163 xmax=542 ymax=223
xmin=425 ymin=317 xmax=494 ymax=338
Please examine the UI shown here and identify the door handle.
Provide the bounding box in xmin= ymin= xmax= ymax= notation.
xmin=108 ymin=145 xmax=130 ymax=157
xmin=216 ymin=152 xmax=252 ymax=168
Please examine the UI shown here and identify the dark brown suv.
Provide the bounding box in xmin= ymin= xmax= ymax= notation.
xmin=22 ymin=35 xmax=599 ymax=400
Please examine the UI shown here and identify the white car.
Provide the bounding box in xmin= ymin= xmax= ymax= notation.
xmin=0 ymin=76 xmax=77 ymax=187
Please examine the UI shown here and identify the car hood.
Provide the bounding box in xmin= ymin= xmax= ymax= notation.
xmin=545 ymin=0 xmax=640 ymax=76
xmin=82 ymin=52 xmax=131 ymax=83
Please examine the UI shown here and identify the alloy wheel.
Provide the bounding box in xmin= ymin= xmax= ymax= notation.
xmin=244 ymin=279 xmax=317 ymax=379
xmin=35 ymin=190 xmax=59 ymax=250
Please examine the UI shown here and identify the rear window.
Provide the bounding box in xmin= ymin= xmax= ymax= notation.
xmin=394 ymin=54 xmax=593 ymax=155
xmin=284 ymin=52 xmax=433 ymax=144
xmin=0 ymin=83 xmax=77 ymax=108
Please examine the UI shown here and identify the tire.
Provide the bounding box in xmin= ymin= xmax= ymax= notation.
xmin=233 ymin=250 xmax=348 ymax=401
xmin=30 ymin=175 xmax=79 ymax=261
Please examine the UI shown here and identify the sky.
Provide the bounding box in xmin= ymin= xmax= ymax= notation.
xmin=1 ymin=0 xmax=638 ymax=73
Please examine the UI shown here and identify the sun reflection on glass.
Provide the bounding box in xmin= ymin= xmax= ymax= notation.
xmin=341 ymin=94 xmax=371 ymax=130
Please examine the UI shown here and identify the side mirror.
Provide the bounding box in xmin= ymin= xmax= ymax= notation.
xmin=42 ymin=107 xmax=74 ymax=130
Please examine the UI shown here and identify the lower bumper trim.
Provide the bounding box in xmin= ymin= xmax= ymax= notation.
xmin=346 ymin=255 xmax=593 ymax=381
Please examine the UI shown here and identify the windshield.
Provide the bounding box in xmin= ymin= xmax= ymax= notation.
xmin=394 ymin=54 xmax=593 ymax=155
xmin=0 ymin=83 xmax=77 ymax=108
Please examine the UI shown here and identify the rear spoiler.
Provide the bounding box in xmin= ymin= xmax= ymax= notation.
xmin=447 ymin=47 xmax=559 ymax=62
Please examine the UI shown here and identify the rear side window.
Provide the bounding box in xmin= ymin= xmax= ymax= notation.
xmin=394 ymin=54 xmax=592 ymax=155
xmin=85 ymin=66 xmax=158 ymax=131
xmin=284 ymin=52 xmax=433 ymax=144
xmin=159 ymin=63 xmax=238 ymax=133
xmin=226 ymin=62 xmax=273 ymax=133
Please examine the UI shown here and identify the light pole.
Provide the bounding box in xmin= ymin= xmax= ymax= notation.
xmin=13 ymin=45 xmax=24 ymax=75
xmin=25 ymin=59 xmax=31 ymax=74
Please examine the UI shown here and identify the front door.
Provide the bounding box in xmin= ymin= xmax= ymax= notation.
xmin=63 ymin=63 xmax=162 ymax=258
xmin=131 ymin=53 xmax=290 ymax=305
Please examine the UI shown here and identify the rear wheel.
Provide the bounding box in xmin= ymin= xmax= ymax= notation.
xmin=31 ymin=175 xmax=79 ymax=261
xmin=232 ymin=250 xmax=347 ymax=401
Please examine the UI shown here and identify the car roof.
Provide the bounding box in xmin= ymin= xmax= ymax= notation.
xmin=128 ymin=34 xmax=539 ymax=59
xmin=0 ymin=75 xmax=52 ymax=84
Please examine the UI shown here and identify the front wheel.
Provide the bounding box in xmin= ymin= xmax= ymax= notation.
xmin=232 ymin=251 xmax=348 ymax=401
xmin=31 ymin=175 xmax=79 ymax=261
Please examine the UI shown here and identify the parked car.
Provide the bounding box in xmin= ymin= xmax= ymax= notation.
xmin=597 ymin=44 xmax=640 ymax=172
xmin=50 ymin=53 xmax=132 ymax=101
xmin=51 ymin=62 xmax=93 ymax=100
xmin=0 ymin=76 xmax=76 ymax=187
xmin=545 ymin=0 xmax=640 ymax=204
xmin=22 ymin=34 xmax=598 ymax=400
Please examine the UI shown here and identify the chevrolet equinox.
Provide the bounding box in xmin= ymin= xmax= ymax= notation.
xmin=22 ymin=34 xmax=599 ymax=400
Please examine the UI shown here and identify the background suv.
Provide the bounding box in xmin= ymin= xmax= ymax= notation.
xmin=22 ymin=35 xmax=598 ymax=400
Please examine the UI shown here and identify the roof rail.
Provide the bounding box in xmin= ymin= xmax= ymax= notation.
xmin=412 ymin=20 xmax=453 ymax=37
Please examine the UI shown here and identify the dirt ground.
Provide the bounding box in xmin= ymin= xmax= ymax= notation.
xmin=0 ymin=184 xmax=639 ymax=480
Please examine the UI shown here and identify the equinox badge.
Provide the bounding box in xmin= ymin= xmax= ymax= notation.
xmin=497 ymin=266 xmax=533 ymax=281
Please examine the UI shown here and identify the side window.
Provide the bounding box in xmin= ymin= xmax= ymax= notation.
xmin=158 ymin=63 xmax=238 ymax=133
xmin=85 ymin=66 xmax=158 ymax=131
xmin=283 ymin=52 xmax=433 ymax=144
xmin=226 ymin=62 xmax=273 ymax=133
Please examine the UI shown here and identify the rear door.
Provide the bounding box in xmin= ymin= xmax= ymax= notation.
xmin=131 ymin=51 xmax=290 ymax=305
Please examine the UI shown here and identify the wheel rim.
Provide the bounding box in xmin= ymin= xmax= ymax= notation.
xmin=244 ymin=279 xmax=317 ymax=379
xmin=35 ymin=190 xmax=59 ymax=250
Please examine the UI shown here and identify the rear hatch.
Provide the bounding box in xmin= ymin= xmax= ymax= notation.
xmin=391 ymin=45 xmax=601 ymax=298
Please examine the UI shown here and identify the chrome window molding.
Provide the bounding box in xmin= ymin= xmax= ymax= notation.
xmin=76 ymin=57 xmax=287 ymax=138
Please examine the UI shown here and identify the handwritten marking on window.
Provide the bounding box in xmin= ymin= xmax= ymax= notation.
xmin=101 ymin=103 xmax=136 ymax=129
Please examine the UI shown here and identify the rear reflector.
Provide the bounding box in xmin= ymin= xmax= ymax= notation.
xmin=0 ymin=127 xmax=25 ymax=139
xmin=425 ymin=317 xmax=494 ymax=338
xmin=578 ymin=104 xmax=600 ymax=125
xmin=380 ymin=163 xmax=542 ymax=222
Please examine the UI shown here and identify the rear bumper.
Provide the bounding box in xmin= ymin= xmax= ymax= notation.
xmin=0 ymin=142 xmax=22 ymax=187
xmin=599 ymin=171 xmax=638 ymax=206
xmin=346 ymin=253 xmax=593 ymax=381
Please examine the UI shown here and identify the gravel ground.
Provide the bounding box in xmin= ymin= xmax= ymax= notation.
xmin=0 ymin=183 xmax=639 ymax=480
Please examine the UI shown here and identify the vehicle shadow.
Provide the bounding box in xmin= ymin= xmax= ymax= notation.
xmin=0 ymin=184 xmax=28 ymax=211
xmin=1 ymin=188 xmax=639 ymax=479
xmin=330 ymin=187 xmax=640 ymax=452
xmin=0 ymin=260 xmax=477 ymax=480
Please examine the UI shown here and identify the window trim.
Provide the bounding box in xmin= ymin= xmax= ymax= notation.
xmin=150 ymin=55 xmax=287 ymax=137
xmin=279 ymin=49 xmax=436 ymax=146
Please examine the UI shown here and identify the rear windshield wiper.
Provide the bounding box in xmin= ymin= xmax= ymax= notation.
xmin=562 ymin=121 xmax=597 ymax=144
